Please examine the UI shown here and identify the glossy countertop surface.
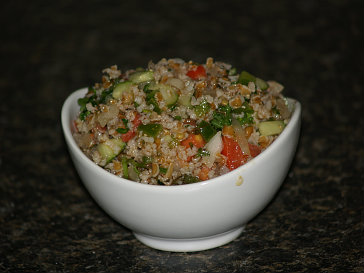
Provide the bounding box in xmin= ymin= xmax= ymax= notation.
xmin=1 ymin=0 xmax=363 ymax=272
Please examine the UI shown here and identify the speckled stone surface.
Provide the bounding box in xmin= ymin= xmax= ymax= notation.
xmin=1 ymin=0 xmax=363 ymax=272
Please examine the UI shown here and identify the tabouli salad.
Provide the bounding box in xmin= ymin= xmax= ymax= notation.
xmin=73 ymin=58 xmax=292 ymax=185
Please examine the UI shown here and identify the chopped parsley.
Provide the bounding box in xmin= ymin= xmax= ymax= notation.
xmin=236 ymin=102 xmax=254 ymax=125
xmin=138 ymin=123 xmax=162 ymax=138
xmin=144 ymin=84 xmax=162 ymax=114
xmin=77 ymin=84 xmax=116 ymax=120
xmin=77 ymin=88 xmax=97 ymax=120
xmin=159 ymin=167 xmax=168 ymax=174
xmin=211 ymin=104 xmax=233 ymax=129
xmin=197 ymin=120 xmax=216 ymax=142
xmin=116 ymin=119 xmax=129 ymax=134
xmin=181 ymin=174 xmax=200 ymax=184
xmin=116 ymin=128 xmax=129 ymax=134
xmin=194 ymin=100 xmax=211 ymax=117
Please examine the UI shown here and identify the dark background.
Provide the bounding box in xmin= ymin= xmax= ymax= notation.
xmin=1 ymin=0 xmax=363 ymax=272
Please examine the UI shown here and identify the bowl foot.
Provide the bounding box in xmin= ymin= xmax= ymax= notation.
xmin=133 ymin=226 xmax=245 ymax=252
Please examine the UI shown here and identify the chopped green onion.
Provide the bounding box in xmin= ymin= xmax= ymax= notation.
xmin=121 ymin=157 xmax=129 ymax=179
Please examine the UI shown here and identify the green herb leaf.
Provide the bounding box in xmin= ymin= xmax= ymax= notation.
xmin=197 ymin=120 xmax=216 ymax=142
xmin=77 ymin=88 xmax=97 ymax=120
xmin=236 ymin=102 xmax=254 ymax=125
xmin=116 ymin=128 xmax=129 ymax=134
xmin=138 ymin=123 xmax=162 ymax=138
xmin=194 ymin=100 xmax=211 ymax=117
xmin=135 ymin=156 xmax=153 ymax=169
xmin=181 ymin=174 xmax=200 ymax=184
xmin=143 ymin=85 xmax=162 ymax=114
xmin=159 ymin=167 xmax=168 ymax=174
xmin=211 ymin=104 xmax=232 ymax=129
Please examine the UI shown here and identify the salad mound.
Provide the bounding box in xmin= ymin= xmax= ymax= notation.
xmin=73 ymin=58 xmax=292 ymax=185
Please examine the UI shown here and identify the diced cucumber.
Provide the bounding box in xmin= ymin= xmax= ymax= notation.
xmin=145 ymin=82 xmax=179 ymax=108
xmin=178 ymin=93 xmax=192 ymax=107
xmin=129 ymin=71 xmax=154 ymax=84
xmin=255 ymin=77 xmax=268 ymax=90
xmin=258 ymin=120 xmax=285 ymax=136
xmin=238 ymin=71 xmax=256 ymax=86
xmin=238 ymin=71 xmax=268 ymax=90
xmin=158 ymin=84 xmax=179 ymax=107
xmin=112 ymin=81 xmax=134 ymax=99
xmin=144 ymin=81 xmax=159 ymax=91
xmin=163 ymin=134 xmax=178 ymax=148
xmin=97 ymin=138 xmax=125 ymax=163
xmin=146 ymin=82 xmax=179 ymax=107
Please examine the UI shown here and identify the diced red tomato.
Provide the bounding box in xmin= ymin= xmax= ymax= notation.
xmin=221 ymin=136 xmax=249 ymax=170
xmin=198 ymin=165 xmax=210 ymax=181
xmin=186 ymin=65 xmax=207 ymax=80
xmin=181 ymin=134 xmax=206 ymax=149
xmin=121 ymin=130 xmax=136 ymax=142
xmin=132 ymin=113 xmax=141 ymax=127
xmin=248 ymin=143 xmax=261 ymax=157
xmin=121 ymin=112 xmax=141 ymax=142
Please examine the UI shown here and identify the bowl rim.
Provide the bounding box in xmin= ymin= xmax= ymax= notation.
xmin=61 ymin=87 xmax=301 ymax=192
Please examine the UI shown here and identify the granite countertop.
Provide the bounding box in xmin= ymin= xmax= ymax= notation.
xmin=1 ymin=0 xmax=363 ymax=272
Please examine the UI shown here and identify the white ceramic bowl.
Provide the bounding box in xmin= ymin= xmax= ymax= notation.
xmin=61 ymin=88 xmax=301 ymax=252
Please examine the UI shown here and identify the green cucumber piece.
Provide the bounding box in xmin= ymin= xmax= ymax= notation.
xmin=129 ymin=71 xmax=154 ymax=83
xmin=112 ymin=81 xmax=134 ymax=99
xmin=238 ymin=71 xmax=268 ymax=90
xmin=146 ymin=82 xmax=179 ymax=107
xmin=145 ymin=81 xmax=159 ymax=91
xmin=158 ymin=84 xmax=179 ymax=107
xmin=97 ymin=138 xmax=125 ymax=163
xmin=259 ymin=120 xmax=285 ymax=136
xmin=238 ymin=71 xmax=256 ymax=86
xmin=178 ymin=93 xmax=192 ymax=107
xmin=255 ymin=77 xmax=268 ymax=90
